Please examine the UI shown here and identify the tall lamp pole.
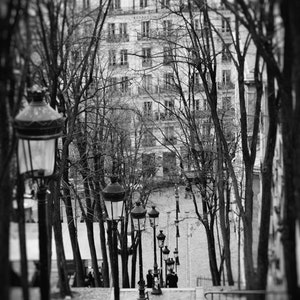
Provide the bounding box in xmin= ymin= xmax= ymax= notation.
xmin=102 ymin=177 xmax=125 ymax=300
xmin=157 ymin=230 xmax=166 ymax=288
xmin=148 ymin=206 xmax=162 ymax=295
xmin=131 ymin=201 xmax=147 ymax=300
xmin=14 ymin=86 xmax=64 ymax=300
xmin=162 ymin=245 xmax=170 ymax=287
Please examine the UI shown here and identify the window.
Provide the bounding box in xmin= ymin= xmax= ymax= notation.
xmin=120 ymin=49 xmax=128 ymax=66
xmin=142 ymin=131 xmax=156 ymax=147
xmin=142 ymin=21 xmax=150 ymax=37
xmin=163 ymin=20 xmax=172 ymax=35
xmin=164 ymin=126 xmax=176 ymax=145
xmin=143 ymin=101 xmax=152 ymax=116
xmin=108 ymin=77 xmax=117 ymax=94
xmin=120 ymin=76 xmax=129 ymax=93
xmin=162 ymin=152 xmax=176 ymax=175
xmin=140 ymin=0 xmax=148 ymax=8
xmin=203 ymin=98 xmax=208 ymax=110
xmin=222 ymin=17 xmax=230 ymax=33
xmin=110 ymin=0 xmax=120 ymax=10
xmin=222 ymin=69 xmax=231 ymax=84
xmin=164 ymin=99 xmax=174 ymax=119
xmin=142 ymin=153 xmax=156 ymax=176
xmin=164 ymin=73 xmax=174 ymax=89
xmin=161 ymin=0 xmax=170 ymax=8
xmin=142 ymin=48 xmax=151 ymax=66
xmin=108 ymin=50 xmax=116 ymax=66
xmin=163 ymin=47 xmax=173 ymax=65
xmin=119 ymin=23 xmax=128 ymax=38
xmin=142 ymin=74 xmax=152 ymax=90
xmin=108 ymin=23 xmax=116 ymax=38
xmin=222 ymin=44 xmax=231 ymax=62
xmin=192 ymin=18 xmax=200 ymax=31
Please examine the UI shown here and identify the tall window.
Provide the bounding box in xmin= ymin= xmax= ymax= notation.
xmin=164 ymin=99 xmax=174 ymax=119
xmin=203 ymin=98 xmax=208 ymax=110
xmin=161 ymin=0 xmax=170 ymax=8
xmin=142 ymin=153 xmax=156 ymax=175
xmin=164 ymin=73 xmax=174 ymax=89
xmin=108 ymin=23 xmax=116 ymax=38
xmin=120 ymin=49 xmax=128 ymax=66
xmin=108 ymin=50 xmax=116 ymax=66
xmin=222 ymin=44 xmax=231 ymax=62
xmin=162 ymin=152 xmax=176 ymax=175
xmin=222 ymin=17 xmax=230 ymax=32
xmin=110 ymin=0 xmax=120 ymax=9
xmin=142 ymin=21 xmax=150 ymax=37
xmin=163 ymin=47 xmax=173 ymax=65
xmin=142 ymin=74 xmax=152 ymax=90
xmin=140 ymin=0 xmax=148 ymax=8
xmin=142 ymin=48 xmax=151 ymax=66
xmin=143 ymin=101 xmax=152 ymax=116
xmin=119 ymin=23 xmax=128 ymax=38
xmin=222 ymin=69 xmax=231 ymax=84
xmin=120 ymin=76 xmax=129 ymax=93
xmin=163 ymin=20 xmax=172 ymax=35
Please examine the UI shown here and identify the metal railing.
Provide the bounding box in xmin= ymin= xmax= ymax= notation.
xmin=204 ymin=290 xmax=287 ymax=300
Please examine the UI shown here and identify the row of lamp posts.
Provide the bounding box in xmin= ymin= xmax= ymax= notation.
xmin=13 ymin=85 xmax=179 ymax=300
xmin=102 ymin=178 xmax=179 ymax=299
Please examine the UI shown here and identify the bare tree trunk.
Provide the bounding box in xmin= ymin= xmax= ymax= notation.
xmin=217 ymin=137 xmax=234 ymax=285
xmin=280 ymin=2 xmax=300 ymax=299
xmin=52 ymin=180 xmax=72 ymax=297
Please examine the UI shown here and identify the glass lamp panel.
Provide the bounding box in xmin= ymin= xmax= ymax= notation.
xmin=105 ymin=200 xmax=124 ymax=220
xmin=132 ymin=217 xmax=140 ymax=231
xmin=18 ymin=138 xmax=55 ymax=177
xmin=158 ymin=238 xmax=164 ymax=248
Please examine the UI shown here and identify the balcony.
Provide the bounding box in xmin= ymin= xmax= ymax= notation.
xmin=106 ymin=34 xmax=129 ymax=43
xmin=138 ymin=85 xmax=159 ymax=95
xmin=218 ymin=81 xmax=235 ymax=90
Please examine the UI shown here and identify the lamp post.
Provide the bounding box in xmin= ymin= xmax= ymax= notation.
xmin=14 ymin=86 xmax=64 ymax=300
xmin=148 ymin=206 xmax=162 ymax=295
xmin=102 ymin=177 xmax=125 ymax=300
xmin=131 ymin=201 xmax=147 ymax=300
xmin=157 ymin=230 xmax=166 ymax=288
xmin=174 ymin=248 xmax=179 ymax=272
xmin=162 ymin=245 xmax=170 ymax=287
xmin=165 ymin=258 xmax=175 ymax=287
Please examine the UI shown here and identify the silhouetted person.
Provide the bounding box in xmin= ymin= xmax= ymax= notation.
xmin=30 ymin=262 xmax=40 ymax=287
xmin=10 ymin=266 xmax=21 ymax=286
xmin=146 ymin=269 xmax=153 ymax=288
xmin=166 ymin=269 xmax=178 ymax=288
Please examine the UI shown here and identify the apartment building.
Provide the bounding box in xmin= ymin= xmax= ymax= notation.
xmin=90 ymin=0 xmax=243 ymax=181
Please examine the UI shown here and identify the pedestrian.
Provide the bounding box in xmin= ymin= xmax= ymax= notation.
xmin=166 ymin=268 xmax=178 ymax=288
xmin=30 ymin=261 xmax=41 ymax=287
xmin=87 ymin=271 xmax=95 ymax=287
xmin=146 ymin=269 xmax=153 ymax=288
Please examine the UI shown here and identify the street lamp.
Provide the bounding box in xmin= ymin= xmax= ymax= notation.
xmin=174 ymin=248 xmax=180 ymax=272
xmin=162 ymin=245 xmax=170 ymax=287
xmin=14 ymin=86 xmax=64 ymax=300
xmin=157 ymin=230 xmax=166 ymax=287
xmin=148 ymin=206 xmax=162 ymax=295
xmin=102 ymin=177 xmax=125 ymax=300
xmin=166 ymin=257 xmax=175 ymax=272
xmin=131 ymin=201 xmax=147 ymax=300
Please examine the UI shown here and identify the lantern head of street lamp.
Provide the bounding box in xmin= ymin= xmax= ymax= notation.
xmin=14 ymin=85 xmax=64 ymax=178
xmin=157 ymin=230 xmax=166 ymax=248
xmin=131 ymin=201 xmax=147 ymax=231
xmin=162 ymin=245 xmax=170 ymax=261
xmin=102 ymin=176 xmax=125 ymax=221
xmin=166 ymin=257 xmax=175 ymax=271
xmin=148 ymin=205 xmax=159 ymax=228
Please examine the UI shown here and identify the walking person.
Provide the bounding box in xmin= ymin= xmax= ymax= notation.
xmin=166 ymin=268 xmax=178 ymax=288
xmin=146 ymin=269 xmax=153 ymax=288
